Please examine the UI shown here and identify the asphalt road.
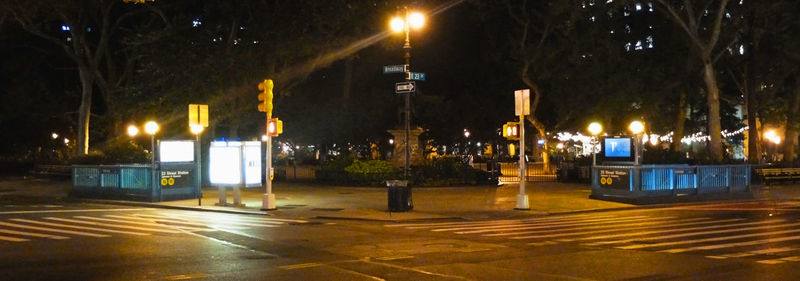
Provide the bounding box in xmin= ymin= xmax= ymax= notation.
xmin=3 ymin=201 xmax=800 ymax=280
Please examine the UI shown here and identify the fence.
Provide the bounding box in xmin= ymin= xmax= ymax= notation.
xmin=591 ymin=164 xmax=751 ymax=203
xmin=496 ymin=162 xmax=557 ymax=182
xmin=72 ymin=164 xmax=157 ymax=201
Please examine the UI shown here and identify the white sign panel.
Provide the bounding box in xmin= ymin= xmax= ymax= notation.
xmin=514 ymin=89 xmax=530 ymax=116
xmin=243 ymin=141 xmax=262 ymax=186
xmin=209 ymin=142 xmax=242 ymax=185
xmin=159 ymin=141 xmax=194 ymax=163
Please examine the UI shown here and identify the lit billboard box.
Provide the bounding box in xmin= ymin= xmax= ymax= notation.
xmin=601 ymin=137 xmax=634 ymax=162
xmin=160 ymin=141 xmax=195 ymax=163
xmin=209 ymin=141 xmax=262 ymax=187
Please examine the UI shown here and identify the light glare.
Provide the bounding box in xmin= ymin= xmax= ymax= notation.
xmin=629 ymin=121 xmax=644 ymax=134
xmin=127 ymin=125 xmax=139 ymax=137
xmin=588 ymin=122 xmax=602 ymax=135
xmin=145 ymin=121 xmax=159 ymax=135
xmin=390 ymin=18 xmax=404 ymax=32
xmin=408 ymin=12 xmax=425 ymax=29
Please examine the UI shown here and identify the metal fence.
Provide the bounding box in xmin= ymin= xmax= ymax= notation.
xmin=591 ymin=164 xmax=751 ymax=200
xmin=497 ymin=162 xmax=557 ymax=182
xmin=71 ymin=164 xmax=157 ymax=201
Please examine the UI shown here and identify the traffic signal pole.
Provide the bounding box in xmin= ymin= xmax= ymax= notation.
xmin=259 ymin=79 xmax=277 ymax=211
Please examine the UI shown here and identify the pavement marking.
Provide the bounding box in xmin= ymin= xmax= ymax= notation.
xmin=102 ymin=215 xmax=219 ymax=231
xmin=158 ymin=213 xmax=284 ymax=227
xmin=432 ymin=215 xmax=646 ymax=232
xmin=506 ymin=217 xmax=711 ymax=239
xmin=663 ymin=233 xmax=800 ymax=253
xmin=758 ymin=256 xmax=800 ymax=265
xmin=279 ymin=263 xmax=323 ymax=270
xmin=164 ymin=273 xmax=210 ymax=280
xmin=0 ymin=221 xmax=109 ymax=237
xmin=46 ymin=217 xmax=182 ymax=234
xmin=706 ymin=247 xmax=797 ymax=259
xmin=583 ymin=219 xmax=778 ymax=246
xmin=0 ymin=234 xmax=29 ymax=242
xmin=621 ymin=222 xmax=800 ymax=250
xmin=87 ymin=215 xmax=213 ymax=232
xmin=451 ymin=215 xmax=659 ymax=234
xmin=130 ymin=214 xmax=251 ymax=230
xmin=0 ymin=228 xmax=69 ymax=240
xmin=170 ymin=211 xmax=308 ymax=224
xmin=527 ymin=241 xmax=559 ymax=246
xmin=0 ymin=208 xmax=151 ymax=215
xmin=385 ymin=213 xmax=611 ymax=229
xmin=9 ymin=219 xmax=150 ymax=236
xmin=375 ymin=255 xmax=414 ymax=261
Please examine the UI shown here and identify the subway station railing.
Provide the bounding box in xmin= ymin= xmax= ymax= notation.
xmin=591 ymin=164 xmax=751 ymax=202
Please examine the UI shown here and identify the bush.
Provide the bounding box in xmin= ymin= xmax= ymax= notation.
xmin=411 ymin=156 xmax=493 ymax=186
xmin=70 ymin=140 xmax=150 ymax=165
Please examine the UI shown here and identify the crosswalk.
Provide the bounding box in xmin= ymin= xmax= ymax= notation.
xmin=0 ymin=211 xmax=307 ymax=243
xmin=386 ymin=212 xmax=800 ymax=265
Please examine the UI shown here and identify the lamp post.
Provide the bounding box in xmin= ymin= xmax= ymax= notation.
xmin=190 ymin=124 xmax=204 ymax=205
xmin=391 ymin=7 xmax=424 ymax=179
xmin=144 ymin=121 xmax=159 ymax=192
xmin=629 ymin=121 xmax=644 ymax=165
xmin=588 ymin=122 xmax=603 ymax=166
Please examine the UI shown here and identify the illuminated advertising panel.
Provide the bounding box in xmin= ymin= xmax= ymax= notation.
xmin=601 ymin=137 xmax=634 ymax=162
xmin=159 ymin=141 xmax=194 ymax=162
xmin=209 ymin=142 xmax=242 ymax=185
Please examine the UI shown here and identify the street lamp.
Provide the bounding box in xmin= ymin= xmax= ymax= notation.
xmin=588 ymin=122 xmax=603 ymax=166
xmin=190 ymin=124 xmax=204 ymax=205
xmin=390 ymin=7 xmax=424 ymax=179
xmin=127 ymin=125 xmax=139 ymax=137
xmin=629 ymin=120 xmax=644 ymax=165
xmin=145 ymin=121 xmax=159 ymax=190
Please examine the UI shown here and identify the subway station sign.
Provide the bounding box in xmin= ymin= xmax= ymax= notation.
xmin=599 ymin=168 xmax=630 ymax=190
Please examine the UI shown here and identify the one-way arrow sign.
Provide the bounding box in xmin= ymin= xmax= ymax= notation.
xmin=395 ymin=81 xmax=416 ymax=93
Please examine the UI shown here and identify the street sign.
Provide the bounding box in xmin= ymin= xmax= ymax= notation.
xmin=514 ymin=89 xmax=530 ymax=116
xmin=383 ymin=64 xmax=408 ymax=74
xmin=407 ymin=72 xmax=426 ymax=81
xmin=395 ymin=81 xmax=416 ymax=93
xmin=188 ymin=104 xmax=209 ymax=127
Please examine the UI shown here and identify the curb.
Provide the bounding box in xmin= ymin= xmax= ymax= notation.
xmin=70 ymin=198 xmax=272 ymax=217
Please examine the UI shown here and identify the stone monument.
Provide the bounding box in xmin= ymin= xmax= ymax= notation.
xmin=388 ymin=127 xmax=425 ymax=168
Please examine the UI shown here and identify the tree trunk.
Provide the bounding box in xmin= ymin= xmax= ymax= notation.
xmin=784 ymin=81 xmax=800 ymax=165
xmin=77 ymin=63 xmax=94 ymax=156
xmin=527 ymin=116 xmax=549 ymax=172
xmin=702 ymin=59 xmax=723 ymax=161
xmin=671 ymin=87 xmax=688 ymax=152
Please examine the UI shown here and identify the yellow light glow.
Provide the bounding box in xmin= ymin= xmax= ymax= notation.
xmin=127 ymin=125 xmax=139 ymax=137
xmin=629 ymin=120 xmax=644 ymax=134
xmin=261 ymin=135 xmax=268 ymax=141
xmin=649 ymin=135 xmax=659 ymax=146
xmin=144 ymin=121 xmax=159 ymax=135
xmin=63 ymin=138 xmax=69 ymax=144
xmin=51 ymin=133 xmax=59 ymax=139
xmin=588 ymin=122 xmax=602 ymax=135
xmin=765 ymin=130 xmax=781 ymax=144
xmin=390 ymin=17 xmax=404 ymax=32
xmin=556 ymin=143 xmax=564 ymax=149
xmin=408 ymin=12 xmax=425 ymax=29
xmin=190 ymin=124 xmax=204 ymax=135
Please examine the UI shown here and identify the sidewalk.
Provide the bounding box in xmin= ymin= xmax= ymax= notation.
xmin=84 ymin=181 xmax=636 ymax=221
xmin=5 ymin=176 xmax=800 ymax=222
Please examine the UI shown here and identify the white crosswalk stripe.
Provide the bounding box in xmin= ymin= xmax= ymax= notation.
xmin=0 ymin=210 xmax=307 ymax=243
xmin=389 ymin=213 xmax=800 ymax=264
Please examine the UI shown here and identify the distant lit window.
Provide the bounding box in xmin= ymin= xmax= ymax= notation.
xmin=739 ymin=45 xmax=745 ymax=55
xmin=192 ymin=19 xmax=202 ymax=27
xmin=725 ymin=12 xmax=731 ymax=19
xmin=606 ymin=0 xmax=613 ymax=3
xmin=589 ymin=0 xmax=595 ymax=6
xmin=635 ymin=3 xmax=642 ymax=11
xmin=648 ymin=2 xmax=654 ymax=12
xmin=646 ymin=35 xmax=654 ymax=48
xmin=635 ymin=40 xmax=643 ymax=50
xmin=61 ymin=25 xmax=70 ymax=31
xmin=625 ymin=24 xmax=631 ymax=34
xmin=624 ymin=42 xmax=632 ymax=52
xmin=590 ymin=16 xmax=596 ymax=22
xmin=610 ymin=30 xmax=615 ymax=34
xmin=581 ymin=1 xmax=586 ymax=8
xmin=624 ymin=10 xmax=630 ymax=16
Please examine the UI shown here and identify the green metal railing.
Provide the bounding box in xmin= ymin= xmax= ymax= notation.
xmin=71 ymin=164 xmax=157 ymax=201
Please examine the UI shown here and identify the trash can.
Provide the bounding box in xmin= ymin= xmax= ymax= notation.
xmin=386 ymin=180 xmax=413 ymax=212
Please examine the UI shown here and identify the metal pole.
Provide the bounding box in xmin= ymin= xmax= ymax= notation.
xmin=263 ymin=120 xmax=276 ymax=210
xmin=592 ymin=137 xmax=597 ymax=166
xmin=403 ymin=7 xmax=411 ymax=180
xmin=196 ymin=134 xmax=202 ymax=206
xmin=516 ymin=114 xmax=530 ymax=210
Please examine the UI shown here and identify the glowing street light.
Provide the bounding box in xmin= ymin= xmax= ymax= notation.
xmin=51 ymin=132 xmax=59 ymax=140
xmin=389 ymin=7 xmax=425 ymax=180
xmin=588 ymin=122 xmax=603 ymax=166
xmin=190 ymin=124 xmax=204 ymax=135
xmin=127 ymin=125 xmax=139 ymax=137
xmin=144 ymin=121 xmax=159 ymax=135
xmin=629 ymin=120 xmax=644 ymax=165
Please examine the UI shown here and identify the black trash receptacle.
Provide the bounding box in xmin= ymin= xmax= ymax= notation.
xmin=386 ymin=180 xmax=413 ymax=212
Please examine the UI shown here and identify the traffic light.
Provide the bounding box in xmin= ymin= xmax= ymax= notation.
xmin=257 ymin=79 xmax=274 ymax=116
xmin=267 ymin=118 xmax=283 ymax=136
xmin=502 ymin=122 xmax=519 ymax=140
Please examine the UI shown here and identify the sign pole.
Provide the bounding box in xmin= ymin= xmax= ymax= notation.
xmin=514 ymin=89 xmax=530 ymax=210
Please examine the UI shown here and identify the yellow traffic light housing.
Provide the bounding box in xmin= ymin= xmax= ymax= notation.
xmin=502 ymin=122 xmax=519 ymax=140
xmin=257 ymin=79 xmax=274 ymax=116
xmin=267 ymin=118 xmax=283 ymax=137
